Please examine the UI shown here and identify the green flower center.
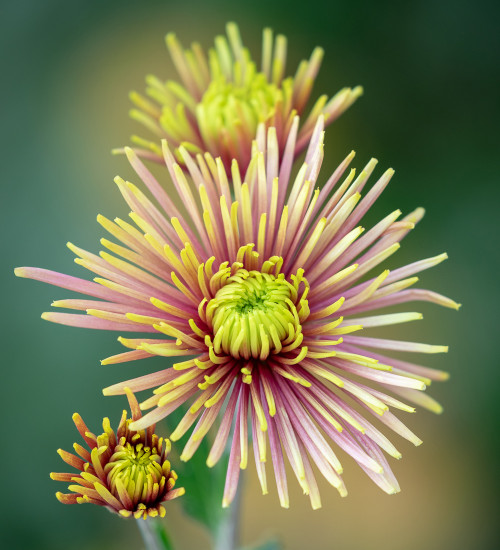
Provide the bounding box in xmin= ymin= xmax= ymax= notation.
xmin=105 ymin=441 xmax=169 ymax=506
xmin=197 ymin=74 xmax=286 ymax=140
xmin=207 ymin=269 xmax=308 ymax=361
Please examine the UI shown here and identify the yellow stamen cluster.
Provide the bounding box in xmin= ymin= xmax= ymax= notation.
xmin=206 ymin=264 xmax=309 ymax=361
xmin=105 ymin=438 xmax=175 ymax=517
xmin=198 ymin=73 xmax=284 ymax=149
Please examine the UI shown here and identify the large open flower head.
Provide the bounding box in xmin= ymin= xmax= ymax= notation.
xmin=51 ymin=389 xmax=184 ymax=519
xmin=17 ymin=117 xmax=459 ymax=509
xmin=123 ymin=22 xmax=362 ymax=174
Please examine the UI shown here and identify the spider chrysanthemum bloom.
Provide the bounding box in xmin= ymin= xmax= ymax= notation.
xmin=17 ymin=117 xmax=459 ymax=509
xmin=51 ymin=389 xmax=185 ymax=519
xmin=121 ymin=22 xmax=362 ymax=173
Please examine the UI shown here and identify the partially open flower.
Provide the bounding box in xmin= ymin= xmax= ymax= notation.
xmin=18 ymin=117 xmax=458 ymax=509
xmin=121 ymin=22 xmax=362 ymax=173
xmin=50 ymin=389 xmax=184 ymax=519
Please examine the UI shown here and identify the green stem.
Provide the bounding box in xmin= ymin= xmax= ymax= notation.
xmin=214 ymin=481 xmax=243 ymax=550
xmin=136 ymin=518 xmax=175 ymax=550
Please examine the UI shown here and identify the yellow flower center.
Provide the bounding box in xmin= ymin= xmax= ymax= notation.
xmin=197 ymin=73 xmax=286 ymax=139
xmin=207 ymin=267 xmax=309 ymax=361
xmin=104 ymin=440 xmax=170 ymax=506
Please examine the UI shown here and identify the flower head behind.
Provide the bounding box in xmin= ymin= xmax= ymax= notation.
xmin=119 ymin=22 xmax=362 ymax=174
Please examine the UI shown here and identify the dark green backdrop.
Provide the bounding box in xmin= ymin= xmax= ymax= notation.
xmin=2 ymin=0 xmax=498 ymax=549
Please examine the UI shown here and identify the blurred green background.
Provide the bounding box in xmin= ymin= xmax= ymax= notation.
xmin=2 ymin=0 xmax=499 ymax=548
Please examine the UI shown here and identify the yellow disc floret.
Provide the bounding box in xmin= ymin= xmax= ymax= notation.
xmin=196 ymin=73 xmax=288 ymax=148
xmin=206 ymin=263 xmax=310 ymax=361
xmin=105 ymin=438 xmax=173 ymax=510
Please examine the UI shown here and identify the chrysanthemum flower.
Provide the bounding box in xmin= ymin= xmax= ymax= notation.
xmin=121 ymin=22 xmax=362 ymax=173
xmin=51 ymin=388 xmax=184 ymax=519
xmin=17 ymin=116 xmax=459 ymax=509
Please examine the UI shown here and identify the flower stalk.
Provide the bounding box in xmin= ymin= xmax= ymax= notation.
xmin=214 ymin=480 xmax=243 ymax=550
xmin=137 ymin=518 xmax=175 ymax=550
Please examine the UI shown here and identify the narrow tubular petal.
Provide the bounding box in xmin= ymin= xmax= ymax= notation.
xmin=103 ymin=368 xmax=179 ymax=396
xmin=339 ymin=344 xmax=450 ymax=381
xmin=326 ymin=357 xmax=427 ymax=390
xmin=15 ymin=267 xmax=136 ymax=304
xmin=207 ymin=380 xmax=241 ymax=467
xmin=342 ymin=335 xmax=449 ymax=354
xmin=264 ymin=405 xmax=289 ymax=508
xmin=280 ymin=381 xmax=344 ymax=478
xmin=222 ymin=407 xmax=242 ymax=507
